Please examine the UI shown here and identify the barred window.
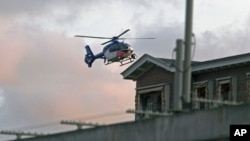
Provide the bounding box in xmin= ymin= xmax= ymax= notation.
xmin=141 ymin=92 xmax=161 ymax=112
xmin=135 ymin=84 xmax=168 ymax=120
xmin=215 ymin=77 xmax=232 ymax=102
xmin=192 ymin=81 xmax=209 ymax=110
xmin=140 ymin=92 xmax=162 ymax=119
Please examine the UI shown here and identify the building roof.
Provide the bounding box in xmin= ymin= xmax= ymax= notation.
xmin=121 ymin=54 xmax=175 ymax=80
xmin=121 ymin=53 xmax=250 ymax=80
xmin=192 ymin=52 xmax=250 ymax=73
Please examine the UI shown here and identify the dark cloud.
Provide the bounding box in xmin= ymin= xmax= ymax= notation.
xmin=130 ymin=13 xmax=250 ymax=63
xmin=0 ymin=0 xmax=110 ymax=30
xmin=131 ymin=24 xmax=184 ymax=58
xmin=195 ymin=18 xmax=250 ymax=60
xmin=0 ymin=0 xmax=102 ymax=15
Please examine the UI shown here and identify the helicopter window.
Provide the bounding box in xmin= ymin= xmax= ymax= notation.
xmin=109 ymin=44 xmax=120 ymax=52
xmin=121 ymin=45 xmax=126 ymax=50
xmin=117 ymin=44 xmax=122 ymax=50
xmin=109 ymin=45 xmax=116 ymax=52
xmin=121 ymin=43 xmax=129 ymax=50
xmin=124 ymin=43 xmax=130 ymax=47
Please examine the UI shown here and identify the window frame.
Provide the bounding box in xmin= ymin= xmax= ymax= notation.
xmin=215 ymin=76 xmax=232 ymax=102
xmin=192 ymin=81 xmax=209 ymax=110
xmin=135 ymin=83 xmax=169 ymax=120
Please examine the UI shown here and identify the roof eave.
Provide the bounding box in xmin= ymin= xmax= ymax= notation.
xmin=121 ymin=54 xmax=174 ymax=80
xmin=193 ymin=53 xmax=250 ymax=72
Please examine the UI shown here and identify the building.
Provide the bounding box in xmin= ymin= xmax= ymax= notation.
xmin=121 ymin=53 xmax=250 ymax=120
xmin=4 ymin=53 xmax=250 ymax=141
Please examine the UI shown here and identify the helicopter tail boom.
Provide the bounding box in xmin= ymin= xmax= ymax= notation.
xmin=85 ymin=45 xmax=95 ymax=67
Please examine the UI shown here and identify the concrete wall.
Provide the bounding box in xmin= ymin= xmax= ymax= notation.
xmin=16 ymin=103 xmax=250 ymax=141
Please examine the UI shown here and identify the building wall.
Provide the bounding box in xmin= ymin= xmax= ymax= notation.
xmin=133 ymin=63 xmax=250 ymax=113
xmin=193 ymin=65 xmax=250 ymax=102
xmin=136 ymin=66 xmax=175 ymax=109
xmin=134 ymin=64 xmax=250 ymax=112
xmin=18 ymin=104 xmax=250 ymax=141
xmin=136 ymin=66 xmax=174 ymax=87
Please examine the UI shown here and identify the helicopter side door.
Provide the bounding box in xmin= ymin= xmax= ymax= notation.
xmin=104 ymin=44 xmax=119 ymax=61
xmin=104 ymin=43 xmax=126 ymax=61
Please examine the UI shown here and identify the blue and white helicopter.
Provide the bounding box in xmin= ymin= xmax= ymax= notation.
xmin=75 ymin=29 xmax=154 ymax=68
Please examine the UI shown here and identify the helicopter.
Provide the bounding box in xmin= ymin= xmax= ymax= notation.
xmin=75 ymin=29 xmax=154 ymax=68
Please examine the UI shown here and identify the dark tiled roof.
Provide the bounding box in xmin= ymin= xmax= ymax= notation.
xmin=121 ymin=53 xmax=250 ymax=80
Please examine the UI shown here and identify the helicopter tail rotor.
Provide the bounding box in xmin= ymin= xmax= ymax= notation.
xmin=85 ymin=45 xmax=95 ymax=68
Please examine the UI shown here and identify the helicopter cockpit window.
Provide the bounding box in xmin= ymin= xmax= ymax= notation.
xmin=117 ymin=44 xmax=123 ymax=50
xmin=109 ymin=44 xmax=122 ymax=52
xmin=109 ymin=44 xmax=118 ymax=52
xmin=121 ymin=43 xmax=129 ymax=50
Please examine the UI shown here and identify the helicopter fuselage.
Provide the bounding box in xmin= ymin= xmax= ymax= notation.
xmin=103 ymin=41 xmax=134 ymax=61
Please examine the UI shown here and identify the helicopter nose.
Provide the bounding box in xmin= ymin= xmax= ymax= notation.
xmin=128 ymin=47 xmax=133 ymax=51
xmin=129 ymin=48 xmax=134 ymax=54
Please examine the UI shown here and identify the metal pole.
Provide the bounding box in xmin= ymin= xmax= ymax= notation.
xmin=174 ymin=39 xmax=183 ymax=110
xmin=183 ymin=0 xmax=193 ymax=104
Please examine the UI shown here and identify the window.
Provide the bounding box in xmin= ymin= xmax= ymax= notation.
xmin=139 ymin=91 xmax=162 ymax=119
xmin=193 ymin=81 xmax=208 ymax=110
xmin=197 ymin=86 xmax=206 ymax=109
xmin=215 ymin=77 xmax=232 ymax=102
xmin=141 ymin=92 xmax=162 ymax=112
xmin=109 ymin=44 xmax=119 ymax=52
xmin=135 ymin=83 xmax=169 ymax=120
xmin=120 ymin=43 xmax=130 ymax=50
xmin=220 ymin=83 xmax=230 ymax=101
xmin=146 ymin=96 xmax=153 ymax=111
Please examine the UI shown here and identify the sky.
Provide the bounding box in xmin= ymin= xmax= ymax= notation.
xmin=1 ymin=0 xmax=250 ymax=140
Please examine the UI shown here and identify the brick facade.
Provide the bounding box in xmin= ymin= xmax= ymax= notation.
xmin=136 ymin=66 xmax=175 ymax=110
xmin=136 ymin=66 xmax=174 ymax=88
xmin=121 ymin=53 xmax=250 ymax=119
xmin=135 ymin=63 xmax=250 ymax=113
xmin=193 ymin=65 xmax=250 ymax=102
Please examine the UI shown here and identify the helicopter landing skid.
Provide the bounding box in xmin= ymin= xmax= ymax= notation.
xmin=104 ymin=58 xmax=134 ymax=66
xmin=120 ymin=58 xmax=134 ymax=66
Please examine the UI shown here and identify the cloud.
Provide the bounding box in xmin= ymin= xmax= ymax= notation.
xmin=131 ymin=23 xmax=183 ymax=58
xmin=0 ymin=0 xmax=183 ymax=16
xmin=0 ymin=17 xmax=135 ymax=135
xmin=195 ymin=17 xmax=250 ymax=61
xmin=0 ymin=0 xmax=102 ymax=16
xmin=0 ymin=19 xmax=30 ymax=84
xmin=0 ymin=0 xmax=185 ymax=38
xmin=129 ymin=2 xmax=250 ymax=62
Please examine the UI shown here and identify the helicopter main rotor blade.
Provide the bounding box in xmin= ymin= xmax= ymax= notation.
xmin=101 ymin=40 xmax=113 ymax=45
xmin=75 ymin=35 xmax=113 ymax=39
xmin=76 ymin=29 xmax=154 ymax=45
xmin=101 ymin=37 xmax=155 ymax=45
xmin=116 ymin=29 xmax=130 ymax=38
xmin=75 ymin=29 xmax=130 ymax=40
xmin=101 ymin=29 xmax=131 ymax=45
xmin=118 ymin=37 xmax=155 ymax=39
